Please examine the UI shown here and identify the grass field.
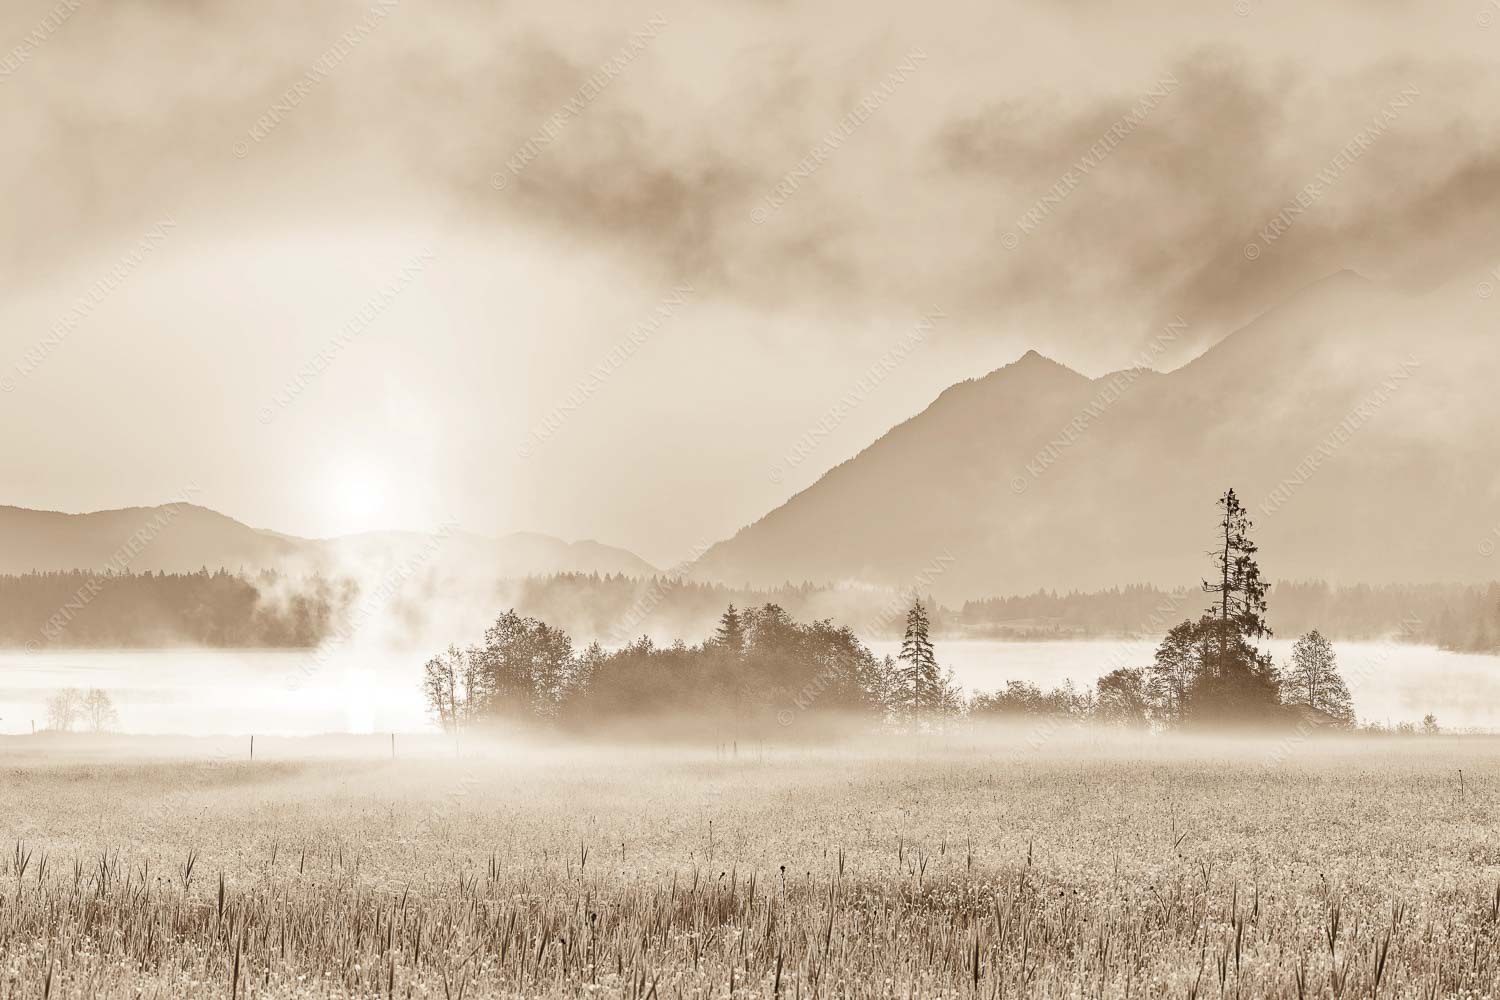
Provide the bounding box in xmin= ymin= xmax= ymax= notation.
xmin=3 ymin=729 xmax=1499 ymax=998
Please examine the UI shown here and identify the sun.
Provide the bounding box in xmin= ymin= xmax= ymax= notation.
xmin=317 ymin=457 xmax=392 ymax=534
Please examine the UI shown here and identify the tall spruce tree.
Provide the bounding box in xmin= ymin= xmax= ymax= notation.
xmin=1196 ymin=489 xmax=1279 ymax=720
xmin=713 ymin=604 xmax=746 ymax=654
xmin=1203 ymin=488 xmax=1271 ymax=650
xmin=898 ymin=598 xmax=940 ymax=722
xmin=1156 ymin=488 xmax=1281 ymax=726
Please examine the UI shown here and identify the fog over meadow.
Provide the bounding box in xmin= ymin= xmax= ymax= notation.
xmin=5 ymin=637 xmax=1494 ymax=737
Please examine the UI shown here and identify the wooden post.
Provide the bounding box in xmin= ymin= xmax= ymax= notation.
xmin=250 ymin=734 xmax=254 ymax=761
xmin=391 ymin=733 xmax=395 ymax=760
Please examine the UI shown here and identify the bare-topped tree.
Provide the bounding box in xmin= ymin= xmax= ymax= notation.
xmin=81 ymin=689 xmax=119 ymax=733
xmin=45 ymin=689 xmax=83 ymax=732
xmin=422 ymin=645 xmax=482 ymax=734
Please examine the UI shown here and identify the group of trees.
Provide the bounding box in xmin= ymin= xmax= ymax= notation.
xmin=970 ymin=678 xmax=1095 ymax=719
xmin=1009 ymin=626 xmax=1353 ymax=730
xmin=1121 ymin=490 xmax=1355 ymax=729
xmin=420 ymin=596 xmax=1362 ymax=736
xmin=424 ymin=489 xmax=1450 ymax=735
xmin=44 ymin=688 xmax=119 ymax=732
xmin=958 ymin=490 xmax=1363 ymax=731
xmin=423 ymin=601 xmax=964 ymax=735
xmin=0 ymin=569 xmax=350 ymax=648
xmin=964 ymin=638 xmax=1373 ymax=731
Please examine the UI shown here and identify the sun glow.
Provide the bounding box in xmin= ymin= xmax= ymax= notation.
xmin=315 ymin=456 xmax=392 ymax=534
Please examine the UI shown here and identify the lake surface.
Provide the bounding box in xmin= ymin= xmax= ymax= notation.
xmin=1 ymin=639 xmax=1495 ymax=735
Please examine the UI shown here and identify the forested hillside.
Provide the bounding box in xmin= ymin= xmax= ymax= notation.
xmin=0 ymin=569 xmax=351 ymax=647
xmin=959 ymin=581 xmax=1500 ymax=653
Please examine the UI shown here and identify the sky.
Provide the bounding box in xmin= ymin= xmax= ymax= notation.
xmin=2 ymin=0 xmax=1498 ymax=567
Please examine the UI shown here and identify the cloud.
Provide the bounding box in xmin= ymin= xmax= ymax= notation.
xmin=930 ymin=51 xmax=1500 ymax=361
xmin=7 ymin=0 xmax=1500 ymax=373
xmin=4 ymin=0 xmax=1499 ymax=564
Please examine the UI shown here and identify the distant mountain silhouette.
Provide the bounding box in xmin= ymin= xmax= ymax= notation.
xmin=0 ymin=504 xmax=657 ymax=579
xmin=694 ymin=270 xmax=1499 ymax=601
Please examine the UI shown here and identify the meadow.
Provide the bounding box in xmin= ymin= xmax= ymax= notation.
xmin=2 ymin=729 xmax=1499 ymax=998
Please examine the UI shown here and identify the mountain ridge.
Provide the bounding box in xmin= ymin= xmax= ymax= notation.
xmin=692 ymin=270 xmax=1498 ymax=601
xmin=0 ymin=503 xmax=658 ymax=579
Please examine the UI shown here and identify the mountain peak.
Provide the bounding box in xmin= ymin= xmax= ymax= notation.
xmin=1309 ymin=266 xmax=1372 ymax=289
xmin=694 ymin=270 xmax=1491 ymax=600
xmin=977 ymin=349 xmax=1087 ymax=389
xmin=1012 ymin=348 xmax=1066 ymax=370
xmin=917 ymin=348 xmax=1086 ymax=415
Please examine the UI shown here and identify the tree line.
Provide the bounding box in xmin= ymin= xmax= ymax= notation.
xmin=493 ymin=573 xmax=946 ymax=645
xmin=474 ymin=570 xmax=1500 ymax=652
xmin=961 ymin=580 xmax=1500 ymax=653
xmin=0 ymin=569 xmax=349 ymax=648
xmin=5 ymin=560 xmax=1492 ymax=657
xmin=424 ymin=490 xmax=1412 ymax=735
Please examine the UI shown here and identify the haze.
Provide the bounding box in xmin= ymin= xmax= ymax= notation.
xmin=3 ymin=0 xmax=1499 ymax=565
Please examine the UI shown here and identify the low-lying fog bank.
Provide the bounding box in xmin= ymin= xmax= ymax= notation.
xmin=4 ymin=720 xmax=1498 ymax=768
xmin=2 ymin=638 xmax=1496 ymax=736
